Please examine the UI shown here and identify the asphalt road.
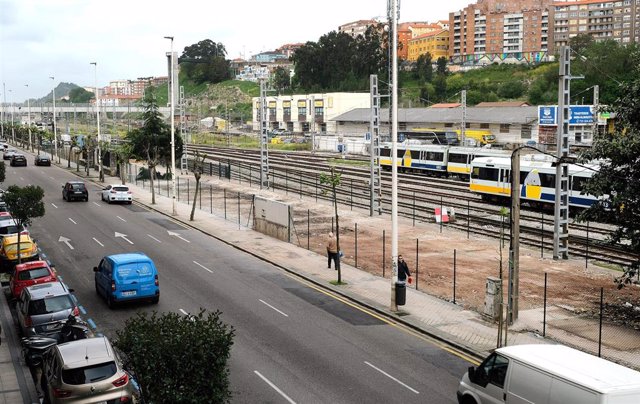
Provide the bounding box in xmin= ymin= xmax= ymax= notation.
xmin=6 ymin=154 xmax=470 ymax=403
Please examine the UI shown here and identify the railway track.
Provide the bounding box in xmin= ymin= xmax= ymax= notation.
xmin=184 ymin=144 xmax=638 ymax=268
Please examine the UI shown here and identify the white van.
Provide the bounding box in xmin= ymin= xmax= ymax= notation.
xmin=457 ymin=344 xmax=640 ymax=404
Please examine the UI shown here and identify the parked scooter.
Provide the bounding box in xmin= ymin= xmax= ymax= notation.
xmin=21 ymin=315 xmax=91 ymax=368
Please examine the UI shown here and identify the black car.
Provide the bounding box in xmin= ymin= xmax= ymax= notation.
xmin=62 ymin=181 xmax=88 ymax=202
xmin=10 ymin=154 xmax=27 ymax=166
xmin=34 ymin=155 xmax=51 ymax=166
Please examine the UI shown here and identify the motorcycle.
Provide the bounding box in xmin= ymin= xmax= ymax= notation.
xmin=22 ymin=315 xmax=91 ymax=368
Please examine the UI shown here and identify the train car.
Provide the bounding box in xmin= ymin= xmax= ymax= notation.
xmin=469 ymin=155 xmax=599 ymax=209
xmin=447 ymin=147 xmax=511 ymax=179
xmin=380 ymin=142 xmax=449 ymax=175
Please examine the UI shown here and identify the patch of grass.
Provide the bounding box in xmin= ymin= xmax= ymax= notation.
xmin=329 ymin=280 xmax=348 ymax=286
xmin=591 ymin=261 xmax=625 ymax=272
xmin=217 ymin=80 xmax=260 ymax=97
xmin=328 ymin=158 xmax=369 ymax=167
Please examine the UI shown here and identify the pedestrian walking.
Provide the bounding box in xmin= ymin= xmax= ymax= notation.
xmin=398 ymin=255 xmax=411 ymax=283
xmin=326 ymin=232 xmax=340 ymax=270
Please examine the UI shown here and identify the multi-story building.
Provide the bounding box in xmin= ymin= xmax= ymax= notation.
xmin=398 ymin=22 xmax=442 ymax=59
xmin=550 ymin=0 xmax=640 ymax=53
xmin=449 ymin=0 xmax=552 ymax=65
xmin=338 ymin=19 xmax=377 ymax=38
xmin=252 ymin=92 xmax=370 ymax=134
xmin=408 ymin=29 xmax=450 ymax=61
xmin=276 ymin=43 xmax=303 ymax=58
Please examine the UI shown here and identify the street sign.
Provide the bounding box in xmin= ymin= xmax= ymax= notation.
xmin=538 ymin=105 xmax=597 ymax=126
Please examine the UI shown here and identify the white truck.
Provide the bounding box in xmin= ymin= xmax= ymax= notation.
xmin=457 ymin=344 xmax=640 ymax=404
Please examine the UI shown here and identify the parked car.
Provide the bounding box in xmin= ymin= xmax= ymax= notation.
xmin=101 ymin=184 xmax=132 ymax=204
xmin=10 ymin=153 xmax=27 ymax=166
xmin=3 ymin=148 xmax=17 ymax=160
xmin=0 ymin=216 xmax=27 ymax=238
xmin=62 ymin=181 xmax=88 ymax=202
xmin=34 ymin=154 xmax=51 ymax=166
xmin=94 ymin=252 xmax=159 ymax=308
xmin=16 ymin=281 xmax=78 ymax=337
xmin=0 ymin=233 xmax=39 ymax=272
xmin=10 ymin=260 xmax=58 ymax=300
xmin=41 ymin=336 xmax=135 ymax=403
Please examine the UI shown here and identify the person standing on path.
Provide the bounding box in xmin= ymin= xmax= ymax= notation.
xmin=326 ymin=232 xmax=340 ymax=270
xmin=398 ymin=255 xmax=411 ymax=283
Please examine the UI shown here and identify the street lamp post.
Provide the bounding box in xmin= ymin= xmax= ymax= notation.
xmin=50 ymin=77 xmax=58 ymax=162
xmin=91 ymin=62 xmax=103 ymax=181
xmin=1 ymin=82 xmax=5 ymax=140
xmin=25 ymin=84 xmax=32 ymax=151
xmin=390 ymin=0 xmax=399 ymax=312
xmin=165 ymin=36 xmax=177 ymax=216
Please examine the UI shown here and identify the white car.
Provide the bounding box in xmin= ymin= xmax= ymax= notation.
xmin=101 ymin=185 xmax=132 ymax=204
xmin=2 ymin=149 xmax=17 ymax=160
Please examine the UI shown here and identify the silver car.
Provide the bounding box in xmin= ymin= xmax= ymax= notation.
xmin=16 ymin=282 xmax=77 ymax=338
xmin=101 ymin=185 xmax=132 ymax=204
xmin=41 ymin=336 xmax=135 ymax=403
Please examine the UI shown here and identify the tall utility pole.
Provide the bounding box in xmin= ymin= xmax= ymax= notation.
xmin=165 ymin=36 xmax=177 ymax=215
xmin=9 ymin=89 xmax=15 ymax=143
xmin=369 ymin=74 xmax=382 ymax=216
xmin=259 ymin=79 xmax=269 ymax=189
xmin=592 ymin=85 xmax=599 ymax=140
xmin=25 ymin=84 xmax=32 ymax=151
xmin=461 ymin=90 xmax=467 ymax=146
xmin=390 ymin=0 xmax=399 ymax=312
xmin=508 ymin=148 xmax=521 ymax=324
xmin=1 ymin=82 xmax=5 ymax=140
xmin=50 ymin=77 xmax=58 ymax=162
xmin=91 ymin=63 xmax=103 ymax=181
xmin=554 ymin=46 xmax=571 ymax=260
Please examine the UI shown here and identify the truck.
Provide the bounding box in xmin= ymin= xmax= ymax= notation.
xmin=457 ymin=344 xmax=640 ymax=404
xmin=60 ymin=134 xmax=71 ymax=145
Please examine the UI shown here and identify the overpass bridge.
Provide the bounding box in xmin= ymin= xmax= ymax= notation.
xmin=1 ymin=102 xmax=171 ymax=120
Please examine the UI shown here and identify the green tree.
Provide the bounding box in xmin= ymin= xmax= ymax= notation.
xmin=68 ymin=87 xmax=94 ymax=103
xmin=180 ymin=39 xmax=231 ymax=84
xmin=436 ymin=56 xmax=448 ymax=75
xmin=3 ymin=185 xmax=45 ymax=264
xmin=126 ymin=87 xmax=170 ymax=204
xmin=115 ymin=310 xmax=234 ymax=403
xmin=434 ymin=74 xmax=448 ymax=101
xmin=578 ymin=49 xmax=640 ymax=288
xmin=272 ymin=66 xmax=291 ymax=94
xmin=414 ymin=53 xmax=433 ymax=83
xmin=497 ymin=80 xmax=526 ymax=99
xmin=320 ymin=167 xmax=344 ymax=284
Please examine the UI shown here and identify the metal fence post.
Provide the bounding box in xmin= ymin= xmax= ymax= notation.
xmin=307 ymin=209 xmax=310 ymax=250
xmin=331 ymin=217 xmax=334 ymax=234
xmin=249 ymin=163 xmax=252 ymax=187
xmin=315 ymin=173 xmax=318 ymax=202
xmin=199 ymin=182 xmax=202 ymax=209
xmin=237 ymin=192 xmax=240 ymax=230
xmin=382 ymin=229 xmax=386 ymax=277
xmin=467 ymin=200 xmax=470 ymax=238
xmin=598 ymin=287 xmax=604 ymax=357
xmin=177 ymin=178 xmax=180 ymax=202
xmin=440 ymin=196 xmax=443 ymax=233
xmin=299 ymin=174 xmax=302 ymax=199
xmin=350 ymin=178 xmax=353 ymax=211
xmin=210 ymin=184 xmax=212 ymax=213
xmin=355 ymin=223 xmax=358 ymax=268
xmin=187 ymin=179 xmax=190 ymax=204
xmin=415 ymin=238 xmax=419 ymax=290
xmin=586 ymin=221 xmax=590 ymax=268
xmin=543 ymin=272 xmax=547 ymax=337
xmin=285 ymin=169 xmax=288 ymax=195
xmin=541 ymin=212 xmax=544 ymax=258
xmin=453 ymin=249 xmax=457 ymax=304
xmin=224 ymin=188 xmax=227 ymax=220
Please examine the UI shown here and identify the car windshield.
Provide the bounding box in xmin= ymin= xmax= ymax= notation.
xmin=0 ymin=225 xmax=20 ymax=235
xmin=71 ymin=184 xmax=85 ymax=191
xmin=5 ymin=242 xmax=33 ymax=253
xmin=18 ymin=267 xmax=51 ymax=281
xmin=113 ymin=187 xmax=129 ymax=192
xmin=28 ymin=295 xmax=74 ymax=315
xmin=62 ymin=362 xmax=117 ymax=385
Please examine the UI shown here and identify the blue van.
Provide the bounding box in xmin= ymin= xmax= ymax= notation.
xmin=93 ymin=253 xmax=159 ymax=308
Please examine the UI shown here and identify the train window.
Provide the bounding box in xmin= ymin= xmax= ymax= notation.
xmin=478 ymin=167 xmax=499 ymax=181
xmin=397 ymin=149 xmax=405 ymax=158
xmin=380 ymin=148 xmax=391 ymax=157
xmin=426 ymin=152 xmax=444 ymax=161
xmin=449 ymin=153 xmax=467 ymax=164
xmin=471 ymin=167 xmax=480 ymax=179
xmin=539 ymin=173 xmax=556 ymax=188
xmin=501 ymin=169 xmax=511 ymax=183
xmin=410 ymin=150 xmax=421 ymax=159
xmin=572 ymin=176 xmax=588 ymax=192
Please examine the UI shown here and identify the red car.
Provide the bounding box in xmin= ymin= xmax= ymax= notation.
xmin=10 ymin=261 xmax=58 ymax=300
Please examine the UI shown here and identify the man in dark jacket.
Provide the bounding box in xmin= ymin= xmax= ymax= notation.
xmin=398 ymin=255 xmax=411 ymax=282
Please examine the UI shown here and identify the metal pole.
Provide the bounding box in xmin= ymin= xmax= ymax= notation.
xmin=453 ymin=249 xmax=457 ymax=304
xmin=461 ymin=90 xmax=466 ymax=145
xmin=165 ymin=36 xmax=177 ymax=215
xmin=238 ymin=192 xmax=240 ymax=230
xmin=508 ymin=148 xmax=521 ymax=324
xmin=541 ymin=212 xmax=544 ymax=258
xmin=467 ymin=200 xmax=470 ymax=238
xmin=598 ymin=287 xmax=604 ymax=357
xmin=390 ymin=0 xmax=399 ymax=312
xmin=586 ymin=221 xmax=589 ymax=268
xmin=554 ymin=45 xmax=571 ymax=260
xmin=307 ymin=209 xmax=310 ymax=250
xmin=25 ymin=84 xmax=32 ymax=151
xmin=90 ymin=63 xmax=103 ymax=181
xmin=543 ymin=272 xmax=547 ymax=337
xmin=50 ymin=77 xmax=58 ymax=162
xmin=412 ymin=191 xmax=416 ymax=226
xmin=224 ymin=188 xmax=227 ymax=219
xmin=415 ymin=239 xmax=419 ymax=290
xmin=355 ymin=223 xmax=358 ymax=268
xmin=382 ymin=229 xmax=386 ymax=278
xmin=210 ymin=184 xmax=212 ymax=213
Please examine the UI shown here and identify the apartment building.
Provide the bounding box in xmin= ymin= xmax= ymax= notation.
xmin=398 ymin=22 xmax=443 ymax=59
xmin=407 ymin=29 xmax=450 ymax=61
xmin=338 ymin=20 xmax=377 ymax=38
xmin=550 ymin=0 xmax=640 ymax=52
xmin=449 ymin=0 xmax=553 ymax=65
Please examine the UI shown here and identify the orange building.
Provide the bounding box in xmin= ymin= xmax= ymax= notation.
xmin=398 ymin=22 xmax=441 ymax=60
xmin=407 ymin=29 xmax=450 ymax=61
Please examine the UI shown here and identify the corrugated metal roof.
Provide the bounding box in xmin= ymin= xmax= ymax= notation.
xmin=331 ymin=106 xmax=540 ymax=125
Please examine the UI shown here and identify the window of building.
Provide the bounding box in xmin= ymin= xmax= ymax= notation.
xmin=480 ymin=123 xmax=490 ymax=129
xmin=521 ymin=124 xmax=531 ymax=139
xmin=444 ymin=122 xmax=454 ymax=128
xmin=500 ymin=123 xmax=510 ymax=133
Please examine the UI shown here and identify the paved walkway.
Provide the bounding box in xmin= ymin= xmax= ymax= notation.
xmin=1 ymin=145 xmax=638 ymax=401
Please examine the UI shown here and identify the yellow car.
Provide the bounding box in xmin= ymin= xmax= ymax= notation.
xmin=0 ymin=234 xmax=39 ymax=272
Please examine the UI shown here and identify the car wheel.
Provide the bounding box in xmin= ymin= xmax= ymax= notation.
xmin=152 ymin=296 xmax=159 ymax=304
xmin=107 ymin=294 xmax=115 ymax=309
xmin=62 ymin=193 xmax=66 ymax=201
xmin=85 ymin=196 xmax=89 ymax=202
xmin=95 ymin=282 xmax=100 ymax=296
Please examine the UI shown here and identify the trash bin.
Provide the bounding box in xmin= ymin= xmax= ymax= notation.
xmin=395 ymin=281 xmax=406 ymax=306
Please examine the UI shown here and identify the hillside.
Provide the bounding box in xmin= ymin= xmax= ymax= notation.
xmin=36 ymin=82 xmax=80 ymax=103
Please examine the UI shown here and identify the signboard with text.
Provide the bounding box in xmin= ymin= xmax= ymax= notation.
xmin=538 ymin=105 xmax=598 ymax=126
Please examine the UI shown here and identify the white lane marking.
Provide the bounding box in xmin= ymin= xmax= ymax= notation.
xmin=168 ymin=230 xmax=190 ymax=243
xmin=364 ymin=361 xmax=419 ymax=394
xmin=117 ymin=216 xmax=126 ymax=222
xmin=58 ymin=236 xmax=74 ymax=250
xmin=259 ymin=299 xmax=289 ymax=317
xmin=51 ymin=203 xmax=58 ymax=209
xmin=192 ymin=261 xmax=213 ymax=273
xmin=68 ymin=218 xmax=77 ymax=225
xmin=49 ymin=176 xmax=55 ymax=180
xmin=20 ymin=177 xmax=24 ymax=181
xmin=93 ymin=238 xmax=104 ymax=247
xmin=179 ymin=309 xmax=189 ymax=316
xmin=114 ymin=232 xmax=134 ymax=245
xmin=147 ymin=234 xmax=162 ymax=243
xmin=93 ymin=202 xmax=101 ymax=207
xmin=254 ymin=371 xmax=296 ymax=404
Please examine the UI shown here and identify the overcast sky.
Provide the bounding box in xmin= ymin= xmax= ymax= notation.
xmin=0 ymin=0 xmax=470 ymax=102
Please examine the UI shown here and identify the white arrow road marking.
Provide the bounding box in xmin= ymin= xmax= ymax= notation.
xmin=192 ymin=261 xmax=213 ymax=273
xmin=168 ymin=231 xmax=190 ymax=243
xmin=364 ymin=361 xmax=419 ymax=394
xmin=93 ymin=202 xmax=101 ymax=207
xmin=93 ymin=238 xmax=104 ymax=247
xmin=68 ymin=218 xmax=77 ymax=225
xmin=179 ymin=309 xmax=189 ymax=316
xmin=259 ymin=300 xmax=289 ymax=317
xmin=51 ymin=203 xmax=58 ymax=209
xmin=147 ymin=234 xmax=161 ymax=243
xmin=117 ymin=216 xmax=126 ymax=222
xmin=114 ymin=232 xmax=134 ymax=245
xmin=58 ymin=236 xmax=74 ymax=250
xmin=254 ymin=371 xmax=296 ymax=404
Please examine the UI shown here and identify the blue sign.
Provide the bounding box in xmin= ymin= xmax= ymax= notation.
xmin=538 ymin=105 xmax=595 ymax=126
